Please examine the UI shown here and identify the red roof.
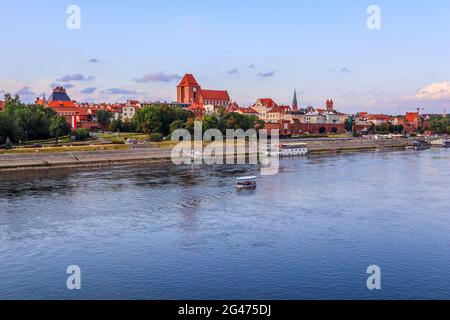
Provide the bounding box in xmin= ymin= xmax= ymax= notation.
xmin=405 ymin=112 xmax=420 ymax=123
xmin=48 ymin=100 xmax=76 ymax=108
xmin=201 ymin=89 xmax=230 ymax=101
xmin=368 ymin=114 xmax=392 ymax=121
xmin=49 ymin=106 xmax=80 ymax=114
xmin=0 ymin=101 xmax=5 ymax=111
xmin=258 ymin=98 xmax=278 ymax=108
xmin=178 ymin=74 xmax=199 ymax=87
xmin=227 ymin=101 xmax=240 ymax=112
xmin=239 ymin=108 xmax=258 ymax=114
xmin=268 ymin=105 xmax=289 ymax=113
xmin=189 ymin=103 xmax=205 ymax=111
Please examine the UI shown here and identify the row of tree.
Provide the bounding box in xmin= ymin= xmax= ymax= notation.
xmin=0 ymin=94 xmax=71 ymax=145
xmin=428 ymin=115 xmax=450 ymax=134
xmin=109 ymin=104 xmax=264 ymax=136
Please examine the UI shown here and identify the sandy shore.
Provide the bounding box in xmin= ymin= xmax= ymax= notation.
xmin=0 ymin=139 xmax=414 ymax=174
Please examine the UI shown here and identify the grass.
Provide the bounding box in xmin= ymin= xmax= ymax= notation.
xmin=100 ymin=133 xmax=150 ymax=143
xmin=21 ymin=136 xmax=72 ymax=145
xmin=0 ymin=144 xmax=129 ymax=154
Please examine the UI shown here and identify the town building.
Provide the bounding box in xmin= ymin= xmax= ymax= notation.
xmin=0 ymin=101 xmax=5 ymax=112
xmin=252 ymin=98 xmax=279 ymax=122
xmin=47 ymin=87 xmax=76 ymax=108
xmin=189 ymin=103 xmax=206 ymax=118
xmin=177 ymin=74 xmax=230 ymax=109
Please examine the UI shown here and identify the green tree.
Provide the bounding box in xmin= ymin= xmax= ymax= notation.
xmin=49 ymin=116 xmax=71 ymax=144
xmin=15 ymin=107 xmax=33 ymax=142
xmin=73 ymin=128 xmax=89 ymax=141
xmin=430 ymin=117 xmax=449 ymax=134
xmin=96 ymin=110 xmax=113 ymax=129
xmin=134 ymin=105 xmax=193 ymax=136
xmin=122 ymin=120 xmax=136 ymax=132
xmin=170 ymin=120 xmax=186 ymax=134
xmin=4 ymin=137 xmax=13 ymax=149
xmin=149 ymin=132 xmax=164 ymax=142
xmin=109 ymin=118 xmax=123 ymax=132
xmin=0 ymin=111 xmax=19 ymax=144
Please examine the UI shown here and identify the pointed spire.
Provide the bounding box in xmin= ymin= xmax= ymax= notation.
xmin=292 ymin=89 xmax=298 ymax=112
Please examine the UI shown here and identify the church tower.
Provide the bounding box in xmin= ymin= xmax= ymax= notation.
xmin=292 ymin=89 xmax=298 ymax=112
xmin=177 ymin=74 xmax=202 ymax=104
xmin=326 ymin=99 xmax=334 ymax=112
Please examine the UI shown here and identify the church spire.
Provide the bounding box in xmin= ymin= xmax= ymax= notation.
xmin=292 ymin=89 xmax=298 ymax=112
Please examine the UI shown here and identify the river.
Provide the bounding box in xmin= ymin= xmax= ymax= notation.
xmin=0 ymin=149 xmax=449 ymax=299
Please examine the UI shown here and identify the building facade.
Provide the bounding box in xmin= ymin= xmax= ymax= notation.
xmin=177 ymin=74 xmax=230 ymax=108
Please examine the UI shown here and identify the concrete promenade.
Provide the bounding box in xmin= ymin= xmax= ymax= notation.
xmin=0 ymin=138 xmax=414 ymax=173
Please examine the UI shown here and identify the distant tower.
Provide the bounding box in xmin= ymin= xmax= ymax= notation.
xmin=292 ymin=89 xmax=298 ymax=112
xmin=177 ymin=74 xmax=202 ymax=104
xmin=326 ymin=99 xmax=334 ymax=112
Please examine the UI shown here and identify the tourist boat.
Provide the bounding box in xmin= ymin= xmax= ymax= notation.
xmin=413 ymin=140 xmax=431 ymax=150
xmin=444 ymin=139 xmax=450 ymax=148
xmin=279 ymin=143 xmax=309 ymax=156
xmin=236 ymin=176 xmax=257 ymax=191
xmin=430 ymin=138 xmax=450 ymax=148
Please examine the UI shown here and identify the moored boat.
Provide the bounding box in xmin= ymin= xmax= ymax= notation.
xmin=236 ymin=176 xmax=257 ymax=191
xmin=430 ymin=138 xmax=450 ymax=148
xmin=413 ymin=140 xmax=431 ymax=150
xmin=279 ymin=143 xmax=309 ymax=156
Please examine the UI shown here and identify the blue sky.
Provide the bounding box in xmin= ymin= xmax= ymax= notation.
xmin=0 ymin=0 xmax=449 ymax=114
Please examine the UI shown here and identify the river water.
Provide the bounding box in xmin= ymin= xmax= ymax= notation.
xmin=0 ymin=149 xmax=449 ymax=299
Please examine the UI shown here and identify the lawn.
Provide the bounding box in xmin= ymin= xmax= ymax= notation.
xmin=0 ymin=144 xmax=129 ymax=154
xmin=100 ymin=133 xmax=150 ymax=143
xmin=21 ymin=136 xmax=72 ymax=145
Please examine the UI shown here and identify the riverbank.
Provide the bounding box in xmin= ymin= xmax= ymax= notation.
xmin=0 ymin=138 xmax=414 ymax=173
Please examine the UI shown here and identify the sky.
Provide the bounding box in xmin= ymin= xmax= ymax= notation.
xmin=0 ymin=0 xmax=449 ymax=114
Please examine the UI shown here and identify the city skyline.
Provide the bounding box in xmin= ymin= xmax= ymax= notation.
xmin=1 ymin=0 xmax=449 ymax=113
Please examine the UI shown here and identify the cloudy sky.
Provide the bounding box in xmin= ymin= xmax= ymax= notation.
xmin=0 ymin=0 xmax=449 ymax=114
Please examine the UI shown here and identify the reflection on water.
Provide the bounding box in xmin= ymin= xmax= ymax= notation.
xmin=0 ymin=149 xmax=449 ymax=299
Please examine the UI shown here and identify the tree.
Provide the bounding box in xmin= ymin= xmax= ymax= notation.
xmin=4 ymin=137 xmax=13 ymax=149
xmin=430 ymin=116 xmax=449 ymax=134
xmin=109 ymin=118 xmax=123 ymax=132
xmin=15 ymin=107 xmax=33 ymax=142
xmin=344 ymin=117 xmax=354 ymax=132
xmin=73 ymin=128 xmax=89 ymax=141
xmin=96 ymin=110 xmax=113 ymax=129
xmin=121 ymin=120 xmax=136 ymax=132
xmin=0 ymin=111 xmax=19 ymax=144
xmin=134 ymin=105 xmax=193 ymax=136
xmin=149 ymin=133 xmax=164 ymax=142
xmin=49 ymin=116 xmax=71 ymax=144
xmin=170 ymin=120 xmax=186 ymax=134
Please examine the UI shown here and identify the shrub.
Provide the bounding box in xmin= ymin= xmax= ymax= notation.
xmin=149 ymin=133 xmax=164 ymax=142
xmin=5 ymin=137 xmax=13 ymax=149
xmin=73 ymin=128 xmax=89 ymax=141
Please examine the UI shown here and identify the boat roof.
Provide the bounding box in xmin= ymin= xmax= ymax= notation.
xmin=282 ymin=143 xmax=308 ymax=146
xmin=236 ymin=176 xmax=257 ymax=181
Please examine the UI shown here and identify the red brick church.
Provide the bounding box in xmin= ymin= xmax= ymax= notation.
xmin=177 ymin=74 xmax=230 ymax=108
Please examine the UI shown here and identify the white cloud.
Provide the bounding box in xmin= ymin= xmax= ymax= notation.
xmin=405 ymin=82 xmax=450 ymax=101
